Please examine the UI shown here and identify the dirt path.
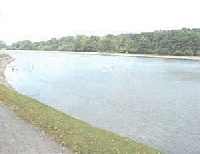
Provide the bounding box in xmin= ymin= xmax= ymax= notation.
xmin=0 ymin=55 xmax=72 ymax=154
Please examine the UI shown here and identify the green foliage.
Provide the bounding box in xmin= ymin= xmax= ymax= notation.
xmin=4 ymin=28 xmax=200 ymax=56
xmin=173 ymin=50 xmax=184 ymax=56
xmin=183 ymin=50 xmax=194 ymax=56
xmin=0 ymin=41 xmax=6 ymax=49
xmin=0 ymin=84 xmax=162 ymax=154
xmin=99 ymin=35 xmax=116 ymax=52
xmin=12 ymin=40 xmax=34 ymax=50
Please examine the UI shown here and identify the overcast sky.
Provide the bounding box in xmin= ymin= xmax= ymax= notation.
xmin=0 ymin=0 xmax=200 ymax=44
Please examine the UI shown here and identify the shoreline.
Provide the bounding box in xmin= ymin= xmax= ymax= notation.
xmin=2 ymin=49 xmax=200 ymax=61
xmin=66 ymin=51 xmax=200 ymax=61
xmin=0 ymin=55 xmax=15 ymax=89
xmin=0 ymin=55 xmax=72 ymax=153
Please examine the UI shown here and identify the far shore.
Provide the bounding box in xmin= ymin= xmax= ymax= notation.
xmin=2 ymin=49 xmax=200 ymax=61
xmin=66 ymin=51 xmax=200 ymax=61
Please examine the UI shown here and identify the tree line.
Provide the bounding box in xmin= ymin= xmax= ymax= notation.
xmin=1 ymin=28 xmax=200 ymax=56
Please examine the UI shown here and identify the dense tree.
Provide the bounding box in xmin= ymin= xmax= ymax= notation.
xmin=12 ymin=40 xmax=34 ymax=50
xmin=0 ymin=41 xmax=6 ymax=49
xmin=2 ymin=28 xmax=200 ymax=56
xmin=99 ymin=35 xmax=116 ymax=52
xmin=57 ymin=36 xmax=74 ymax=51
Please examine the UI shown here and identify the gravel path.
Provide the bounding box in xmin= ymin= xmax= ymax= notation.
xmin=0 ymin=55 xmax=72 ymax=154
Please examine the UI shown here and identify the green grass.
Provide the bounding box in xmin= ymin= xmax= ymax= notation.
xmin=0 ymin=84 xmax=162 ymax=154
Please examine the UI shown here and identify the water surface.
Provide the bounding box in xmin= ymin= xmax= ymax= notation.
xmin=3 ymin=50 xmax=200 ymax=154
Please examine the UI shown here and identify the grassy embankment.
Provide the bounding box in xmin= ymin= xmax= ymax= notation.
xmin=0 ymin=85 xmax=162 ymax=154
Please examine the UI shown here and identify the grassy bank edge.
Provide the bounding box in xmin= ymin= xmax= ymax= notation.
xmin=0 ymin=84 xmax=162 ymax=154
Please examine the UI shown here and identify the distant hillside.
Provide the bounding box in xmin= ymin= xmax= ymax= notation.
xmin=2 ymin=28 xmax=200 ymax=56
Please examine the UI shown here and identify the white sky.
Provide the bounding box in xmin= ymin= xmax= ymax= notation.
xmin=0 ymin=0 xmax=200 ymax=44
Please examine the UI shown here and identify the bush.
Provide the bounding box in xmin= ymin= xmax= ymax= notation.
xmin=183 ymin=50 xmax=194 ymax=56
xmin=194 ymin=51 xmax=200 ymax=56
xmin=172 ymin=50 xmax=183 ymax=56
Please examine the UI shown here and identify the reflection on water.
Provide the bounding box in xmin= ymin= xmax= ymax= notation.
xmin=3 ymin=50 xmax=200 ymax=154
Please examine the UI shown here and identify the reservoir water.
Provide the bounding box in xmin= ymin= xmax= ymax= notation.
xmin=3 ymin=50 xmax=200 ymax=154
